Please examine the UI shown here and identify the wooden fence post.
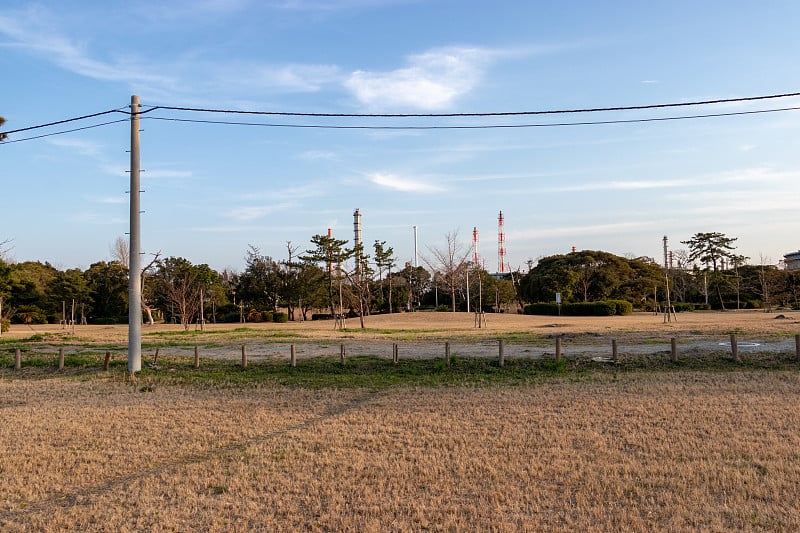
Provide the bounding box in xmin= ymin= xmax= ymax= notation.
xmin=58 ymin=348 xmax=65 ymax=370
xmin=340 ymin=344 xmax=346 ymax=365
xmin=290 ymin=344 xmax=296 ymax=367
xmin=194 ymin=346 xmax=200 ymax=368
xmin=151 ymin=348 xmax=160 ymax=368
xmin=795 ymin=334 xmax=800 ymax=363
xmin=103 ymin=351 xmax=111 ymax=371
xmin=611 ymin=339 xmax=618 ymax=363
xmin=555 ymin=336 xmax=562 ymax=362
xmin=498 ymin=339 xmax=505 ymax=368
xmin=445 ymin=342 xmax=451 ymax=368
xmin=14 ymin=348 xmax=21 ymax=370
xmin=393 ymin=343 xmax=398 ymax=365
xmin=670 ymin=337 xmax=678 ymax=362
xmin=730 ymin=334 xmax=740 ymax=363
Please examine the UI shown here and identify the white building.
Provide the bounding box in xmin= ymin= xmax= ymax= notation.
xmin=784 ymin=251 xmax=800 ymax=271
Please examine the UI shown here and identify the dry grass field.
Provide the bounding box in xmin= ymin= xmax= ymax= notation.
xmin=2 ymin=311 xmax=800 ymax=531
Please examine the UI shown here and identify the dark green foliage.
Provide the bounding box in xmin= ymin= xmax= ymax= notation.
xmin=609 ymin=299 xmax=633 ymax=315
xmin=524 ymin=300 xmax=631 ymax=316
xmin=434 ymin=305 xmax=450 ymax=312
xmin=272 ymin=312 xmax=288 ymax=323
xmin=520 ymin=250 xmax=663 ymax=306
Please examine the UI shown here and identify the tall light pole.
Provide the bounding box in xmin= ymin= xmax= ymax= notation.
xmin=128 ymin=95 xmax=142 ymax=373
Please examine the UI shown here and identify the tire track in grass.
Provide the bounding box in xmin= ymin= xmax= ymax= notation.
xmin=0 ymin=387 xmax=383 ymax=523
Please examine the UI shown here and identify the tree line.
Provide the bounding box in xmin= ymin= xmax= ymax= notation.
xmin=1 ymin=230 xmax=797 ymax=331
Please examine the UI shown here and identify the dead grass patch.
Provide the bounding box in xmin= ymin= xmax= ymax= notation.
xmin=2 ymin=372 xmax=800 ymax=530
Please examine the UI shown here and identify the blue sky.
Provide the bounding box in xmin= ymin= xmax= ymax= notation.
xmin=2 ymin=0 xmax=800 ymax=273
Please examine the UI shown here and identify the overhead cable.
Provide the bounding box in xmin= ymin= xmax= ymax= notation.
xmin=148 ymin=91 xmax=800 ymax=118
xmin=144 ymin=106 xmax=800 ymax=130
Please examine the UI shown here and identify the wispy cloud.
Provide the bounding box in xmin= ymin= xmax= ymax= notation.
xmin=47 ymin=138 xmax=104 ymax=158
xmin=223 ymin=203 xmax=293 ymax=221
xmin=89 ymin=196 xmax=127 ymax=205
xmin=240 ymin=183 xmax=325 ymax=201
xmin=510 ymin=221 xmax=655 ymax=241
xmin=0 ymin=7 xmax=174 ymax=91
xmin=367 ymin=172 xmax=444 ymax=193
xmin=144 ymin=170 xmax=194 ymax=179
xmin=297 ymin=150 xmax=337 ymax=160
xmin=69 ymin=212 xmax=126 ymax=225
xmin=541 ymin=167 xmax=797 ymax=194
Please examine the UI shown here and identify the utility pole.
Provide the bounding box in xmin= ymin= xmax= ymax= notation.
xmin=128 ymin=95 xmax=142 ymax=373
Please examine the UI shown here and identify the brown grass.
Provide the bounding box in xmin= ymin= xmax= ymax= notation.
xmin=3 ymin=311 xmax=800 ymax=530
xmin=2 ymin=371 xmax=800 ymax=531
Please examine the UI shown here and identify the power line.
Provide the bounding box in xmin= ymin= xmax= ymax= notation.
xmin=148 ymin=91 xmax=800 ymax=118
xmin=1 ymin=91 xmax=799 ymax=142
xmin=0 ymin=108 xmax=127 ymax=135
xmin=0 ymin=119 xmax=129 ymax=144
xmin=144 ymin=105 xmax=800 ymax=130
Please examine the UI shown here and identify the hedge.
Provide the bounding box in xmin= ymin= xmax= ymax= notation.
xmin=524 ymin=300 xmax=633 ymax=316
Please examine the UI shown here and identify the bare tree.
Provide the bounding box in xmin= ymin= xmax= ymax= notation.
xmin=425 ymin=230 xmax=472 ymax=312
xmin=140 ymin=252 xmax=161 ymax=325
xmin=110 ymin=236 xmax=129 ymax=266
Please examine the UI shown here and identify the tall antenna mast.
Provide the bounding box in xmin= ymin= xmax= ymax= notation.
xmin=497 ymin=211 xmax=506 ymax=274
xmin=413 ymin=225 xmax=419 ymax=267
xmin=663 ymin=235 xmax=676 ymax=322
xmin=353 ymin=208 xmax=363 ymax=276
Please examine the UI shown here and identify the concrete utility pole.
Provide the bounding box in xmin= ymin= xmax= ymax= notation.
xmin=128 ymin=95 xmax=142 ymax=373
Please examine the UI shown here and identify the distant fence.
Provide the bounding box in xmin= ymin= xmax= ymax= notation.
xmin=7 ymin=334 xmax=800 ymax=372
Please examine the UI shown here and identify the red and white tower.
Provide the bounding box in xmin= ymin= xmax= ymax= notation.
xmin=473 ymin=227 xmax=480 ymax=266
xmin=497 ymin=211 xmax=506 ymax=274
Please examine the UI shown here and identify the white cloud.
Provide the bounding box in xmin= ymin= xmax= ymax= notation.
xmin=344 ymin=46 xmax=494 ymax=110
xmin=367 ymin=172 xmax=444 ymax=193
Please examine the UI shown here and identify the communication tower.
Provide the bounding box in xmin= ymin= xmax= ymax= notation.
xmin=497 ymin=211 xmax=506 ymax=274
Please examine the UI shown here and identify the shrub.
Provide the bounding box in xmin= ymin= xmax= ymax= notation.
xmin=605 ymin=300 xmax=633 ymax=316
xmin=92 ymin=317 xmax=125 ymax=325
xmin=273 ymin=312 xmax=288 ymax=323
xmin=524 ymin=300 xmax=630 ymax=316
xmin=12 ymin=306 xmax=48 ymax=324
xmin=261 ymin=311 xmax=274 ymax=322
xmin=312 ymin=313 xmax=333 ymax=320
xmin=434 ymin=305 xmax=450 ymax=312
xmin=524 ymin=303 xmax=559 ymax=316
xmin=1 ymin=317 xmax=9 ymax=333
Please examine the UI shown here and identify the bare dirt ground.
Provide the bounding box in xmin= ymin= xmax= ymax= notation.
xmin=6 ymin=310 xmax=800 ymax=361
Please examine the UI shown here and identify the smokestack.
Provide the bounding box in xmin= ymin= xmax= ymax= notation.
xmin=473 ymin=227 xmax=480 ymax=266
xmin=571 ymin=246 xmax=576 ymax=253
